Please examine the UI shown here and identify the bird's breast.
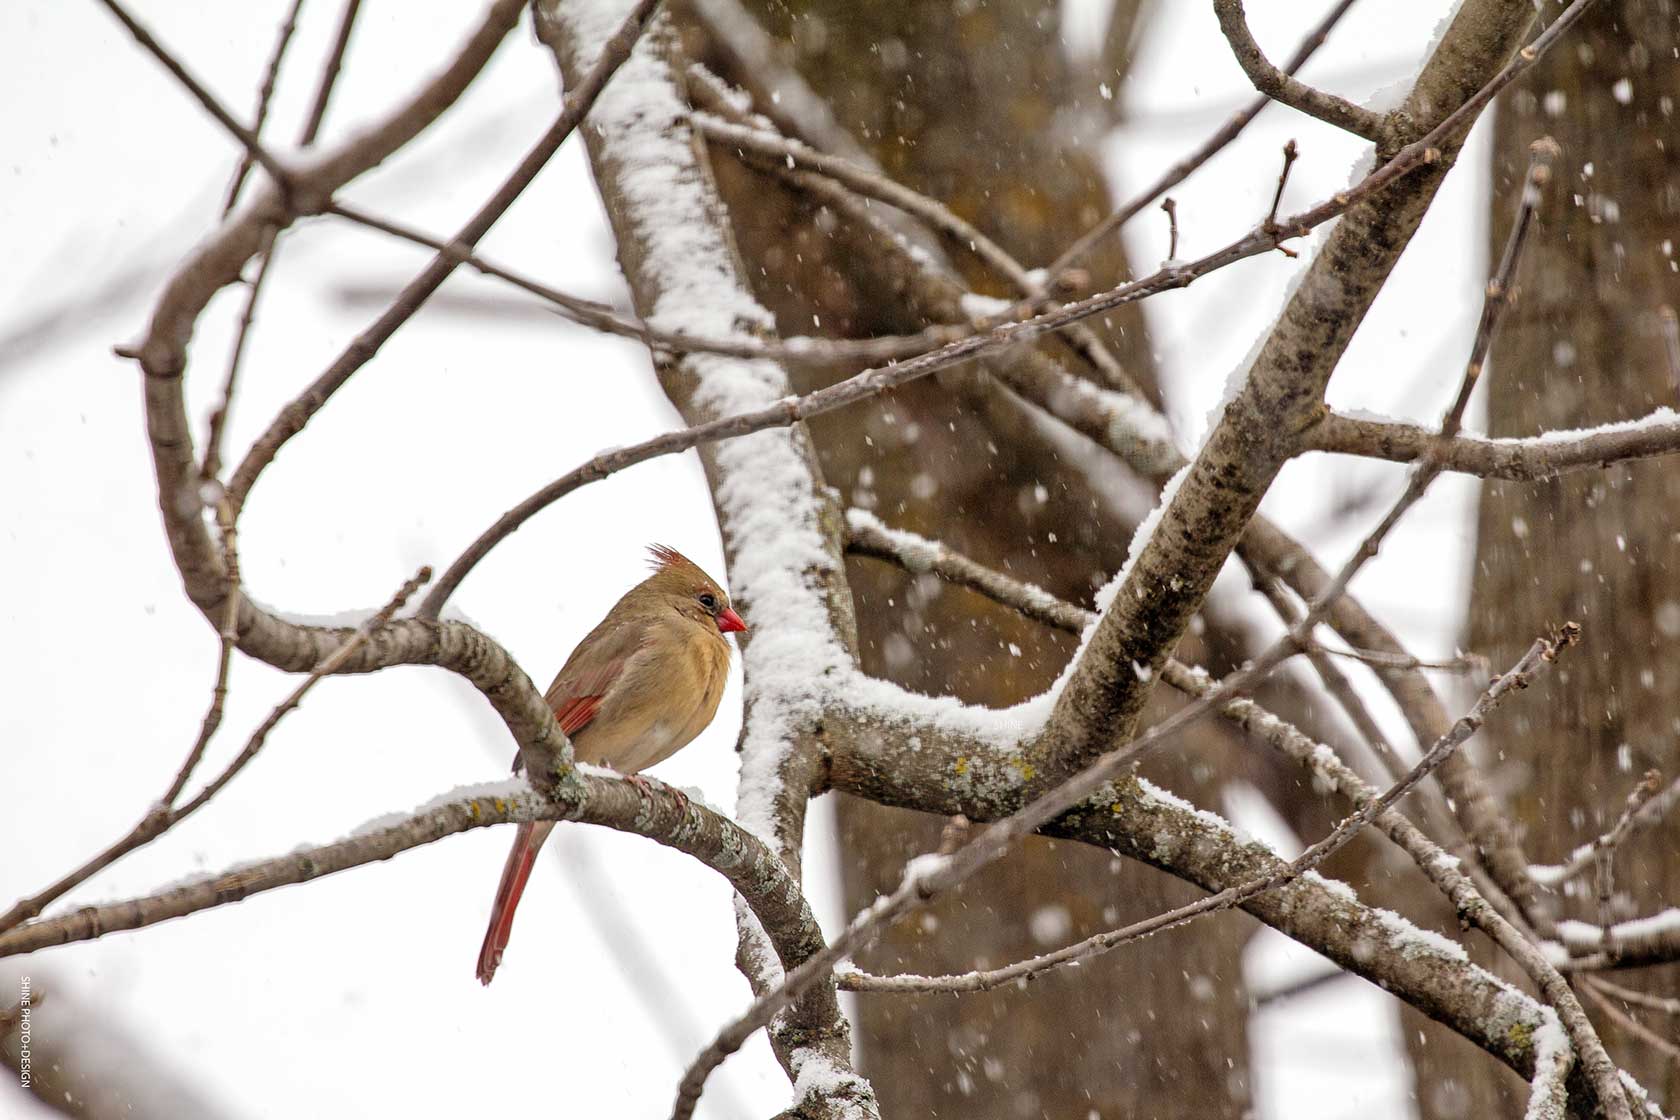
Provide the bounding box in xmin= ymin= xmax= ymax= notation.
xmin=576 ymin=629 xmax=731 ymax=774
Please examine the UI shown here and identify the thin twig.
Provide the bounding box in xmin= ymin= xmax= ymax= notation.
xmin=1264 ymin=140 xmax=1301 ymax=257
xmin=1266 ymin=140 xmax=1299 ymax=231
xmin=1048 ymin=0 xmax=1363 ymax=276
xmin=202 ymin=223 xmax=281 ymax=486
xmin=1582 ymin=979 xmax=1680 ymax=1067
xmin=0 ymin=504 xmax=247 ymax=934
xmin=225 ymin=0 xmax=665 ymax=514
xmin=1252 ymin=967 xmax=1350 ymax=1007
xmin=1587 ymin=978 xmax=1680 ymax=1018
xmin=1284 ymin=137 xmax=1558 ymax=650
xmin=174 ymin=566 xmax=431 ymax=818
xmin=298 ymin=0 xmax=364 ymax=145
xmin=93 ymin=0 xmax=293 ymax=191
xmin=1160 ymin=197 xmax=1179 ymax=261
xmin=325 ymin=200 xmax=956 ymax=363
xmin=1308 ymin=641 xmax=1485 ymax=674
xmin=223 ymin=0 xmax=306 ymax=215
xmin=166 ymin=498 xmax=246 ymax=805
xmin=687 ymin=101 xmax=1142 ymax=393
xmin=1530 ymin=771 xmax=1676 ymax=889
xmin=1251 ymin=575 xmax=1413 ymax=785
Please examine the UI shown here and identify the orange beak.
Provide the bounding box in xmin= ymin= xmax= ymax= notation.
xmin=716 ymin=607 xmax=747 ymax=634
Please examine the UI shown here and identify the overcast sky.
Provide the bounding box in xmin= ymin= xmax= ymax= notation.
xmin=2 ymin=2 xmax=1490 ymax=1116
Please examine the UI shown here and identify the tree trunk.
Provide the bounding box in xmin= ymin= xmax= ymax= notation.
xmin=1418 ymin=2 xmax=1680 ymax=1115
xmin=686 ymin=2 xmax=1260 ymax=1115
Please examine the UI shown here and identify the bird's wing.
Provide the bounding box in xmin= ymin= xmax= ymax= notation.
xmin=544 ymin=612 xmax=652 ymax=735
xmin=509 ymin=620 xmax=646 ymax=772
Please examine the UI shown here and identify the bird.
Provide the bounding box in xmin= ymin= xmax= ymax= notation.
xmin=475 ymin=544 xmax=746 ymax=985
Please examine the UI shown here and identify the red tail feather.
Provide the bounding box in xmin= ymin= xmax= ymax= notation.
xmin=476 ymin=821 xmax=554 ymax=984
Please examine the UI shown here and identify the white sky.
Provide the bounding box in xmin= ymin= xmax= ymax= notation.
xmin=2 ymin=1 xmax=1490 ymax=1116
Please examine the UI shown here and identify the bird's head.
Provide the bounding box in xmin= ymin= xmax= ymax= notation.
xmin=644 ymin=544 xmax=747 ymax=635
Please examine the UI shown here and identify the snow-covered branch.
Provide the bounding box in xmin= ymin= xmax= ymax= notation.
xmin=532 ymin=4 xmax=873 ymax=1116
xmin=0 ymin=772 xmax=824 ymax=981
xmin=1309 ymin=407 xmax=1680 ymax=479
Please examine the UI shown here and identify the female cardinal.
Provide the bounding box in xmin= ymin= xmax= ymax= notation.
xmin=475 ymin=544 xmax=746 ymax=984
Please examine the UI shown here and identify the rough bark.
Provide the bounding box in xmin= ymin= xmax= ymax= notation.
xmin=1419 ymin=2 xmax=1680 ymax=1115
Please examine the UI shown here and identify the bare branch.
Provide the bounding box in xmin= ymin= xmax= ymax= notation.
xmin=1279 ymin=136 xmax=1558 ymax=651
xmin=1049 ymin=0 xmax=1363 ymax=276
xmin=1582 ymin=980 xmax=1680 ymax=1068
xmin=0 ymin=566 xmax=426 ymax=935
xmin=1308 ymin=641 xmax=1485 ymax=674
xmin=133 ymin=0 xmax=527 ymax=382
xmin=1531 ymin=772 xmax=1680 ymax=889
xmin=201 ymin=222 xmax=280 ymax=485
xmin=0 ymin=771 xmax=824 ymax=984
xmin=325 ymin=199 xmax=958 ymax=363
xmin=298 ymin=0 xmax=365 ymax=145
xmin=686 ymin=87 xmax=1142 ymax=394
xmin=1212 ymin=0 xmax=1385 ymax=140
xmin=224 ymin=0 xmax=664 ymax=514
xmin=844 ymin=510 xmax=1091 ymax=634
xmin=93 ymin=0 xmax=294 ymax=190
xmin=1588 ymin=980 xmax=1680 ymax=1018
xmin=222 ymin=0 xmax=306 ymax=215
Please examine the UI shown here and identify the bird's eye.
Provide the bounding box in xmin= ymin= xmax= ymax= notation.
xmin=698 ymin=592 xmax=717 ymax=610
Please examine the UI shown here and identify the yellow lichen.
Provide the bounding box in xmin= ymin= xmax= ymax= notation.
xmin=954 ymin=756 xmax=969 ymax=775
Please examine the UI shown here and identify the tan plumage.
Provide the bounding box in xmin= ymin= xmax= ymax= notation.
xmin=476 ymin=545 xmax=744 ymax=984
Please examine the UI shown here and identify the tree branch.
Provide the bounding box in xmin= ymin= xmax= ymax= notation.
xmin=0 ymin=771 xmax=823 ymax=983
xmin=221 ymin=0 xmax=305 ymax=215
xmin=832 ymin=515 xmax=1643 ymax=1118
xmin=94 ymin=0 xmax=294 ymax=190
xmin=0 ymin=566 xmax=426 ymax=934
xmin=297 ymin=0 xmax=364 ymax=146
xmin=838 ymin=635 xmax=1541 ymax=994
xmin=420 ymin=14 xmax=1595 ymax=623
xmin=1307 ymin=408 xmax=1680 ymax=479
xmin=1048 ymin=0 xmax=1362 ymax=278
xmin=1035 ymin=0 xmax=1577 ymax=788
xmin=224 ymin=0 xmax=663 ymax=514
xmin=1211 ymin=0 xmax=1385 ymax=140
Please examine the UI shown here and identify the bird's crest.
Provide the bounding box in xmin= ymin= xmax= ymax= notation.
xmin=647 ymin=543 xmax=700 ymax=574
